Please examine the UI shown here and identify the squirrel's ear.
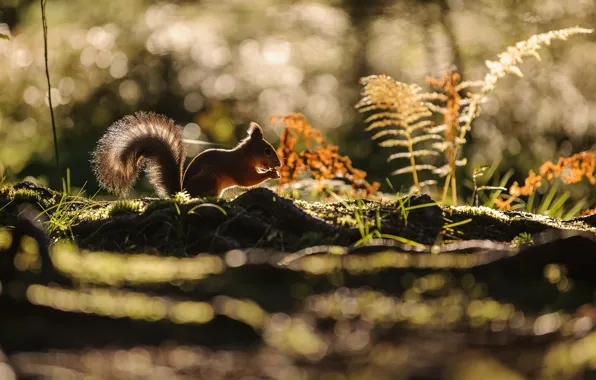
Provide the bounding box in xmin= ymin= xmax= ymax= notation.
xmin=248 ymin=122 xmax=263 ymax=140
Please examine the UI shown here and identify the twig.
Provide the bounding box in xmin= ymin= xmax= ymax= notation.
xmin=41 ymin=0 xmax=60 ymax=174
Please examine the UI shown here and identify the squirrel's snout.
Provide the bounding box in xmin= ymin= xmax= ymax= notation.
xmin=266 ymin=157 xmax=281 ymax=169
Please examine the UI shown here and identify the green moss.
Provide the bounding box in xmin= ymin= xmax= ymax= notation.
xmin=336 ymin=214 xmax=359 ymax=227
xmin=172 ymin=191 xmax=192 ymax=204
xmin=108 ymin=200 xmax=143 ymax=217
xmin=448 ymin=205 xmax=511 ymax=222
xmin=1 ymin=182 xmax=595 ymax=255
xmin=0 ymin=185 xmax=11 ymax=198
xmin=143 ymin=199 xmax=177 ymax=214
xmin=511 ymin=232 xmax=534 ymax=247
xmin=11 ymin=189 xmax=42 ymax=204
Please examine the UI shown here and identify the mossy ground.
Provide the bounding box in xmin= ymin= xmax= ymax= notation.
xmin=2 ymin=181 xmax=594 ymax=255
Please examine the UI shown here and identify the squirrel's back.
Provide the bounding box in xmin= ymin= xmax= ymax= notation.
xmin=91 ymin=112 xmax=186 ymax=197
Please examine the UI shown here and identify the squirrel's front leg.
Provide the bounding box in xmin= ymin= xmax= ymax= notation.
xmin=235 ymin=167 xmax=280 ymax=189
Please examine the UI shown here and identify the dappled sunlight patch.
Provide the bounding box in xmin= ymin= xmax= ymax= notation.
xmin=26 ymin=284 xmax=214 ymax=324
xmin=284 ymin=249 xmax=507 ymax=275
xmin=213 ymin=296 xmax=268 ymax=330
xmin=51 ymin=241 xmax=225 ymax=286
xmin=264 ymin=314 xmax=328 ymax=359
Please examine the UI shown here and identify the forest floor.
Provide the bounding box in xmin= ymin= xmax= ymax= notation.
xmin=1 ymin=180 xmax=596 ymax=379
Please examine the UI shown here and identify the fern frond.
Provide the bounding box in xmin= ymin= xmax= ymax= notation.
xmin=408 ymin=134 xmax=443 ymax=145
xmin=371 ymin=129 xmax=408 ymax=141
xmin=356 ymin=104 xmax=385 ymax=113
xmin=455 ymin=80 xmax=484 ymax=92
xmin=424 ymin=103 xmax=447 ymax=114
xmin=421 ymin=92 xmax=449 ymax=102
xmin=376 ymin=139 xmax=414 ymax=148
xmin=481 ymin=27 xmax=593 ymax=93
xmin=432 ymin=139 xmax=466 ymax=152
xmin=357 ymin=74 xmax=436 ymax=192
xmin=365 ymin=119 xmax=402 ymax=132
xmin=371 ymin=129 xmax=409 ymax=140
xmin=434 ymin=159 xmax=467 ymax=177
xmin=427 ymin=124 xmax=446 ymax=134
xmin=458 ymin=98 xmax=474 ymax=106
xmin=445 ymin=27 xmax=593 ymax=204
xmin=434 ymin=166 xmax=450 ymax=177
xmin=357 ymin=27 xmax=591 ymax=201
xmin=418 ymin=179 xmax=438 ymax=188
xmin=426 ymin=71 xmax=469 ymax=204
xmin=364 ymin=118 xmax=433 ymax=133
xmin=388 ymin=150 xmax=440 ymax=161
xmin=364 ymin=112 xmax=402 ymax=123
xmin=392 ymin=165 xmax=437 ymax=176
xmin=432 ymin=141 xmax=451 ymax=152
xmin=409 ymin=120 xmax=434 ymax=131
xmin=379 ymin=134 xmax=442 ymax=147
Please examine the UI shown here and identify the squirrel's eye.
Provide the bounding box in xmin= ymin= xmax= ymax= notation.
xmin=264 ymin=148 xmax=272 ymax=155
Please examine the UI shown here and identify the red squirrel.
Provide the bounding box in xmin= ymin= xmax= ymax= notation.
xmin=91 ymin=112 xmax=281 ymax=198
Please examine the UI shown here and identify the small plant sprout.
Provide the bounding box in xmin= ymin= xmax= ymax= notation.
xmin=472 ymin=165 xmax=507 ymax=207
xmin=511 ymin=232 xmax=534 ymax=247
xmin=61 ymin=168 xmax=72 ymax=196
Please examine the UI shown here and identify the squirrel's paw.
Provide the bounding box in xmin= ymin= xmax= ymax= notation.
xmin=269 ymin=169 xmax=281 ymax=179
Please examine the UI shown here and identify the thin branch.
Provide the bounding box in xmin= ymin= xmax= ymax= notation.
xmin=41 ymin=0 xmax=60 ymax=175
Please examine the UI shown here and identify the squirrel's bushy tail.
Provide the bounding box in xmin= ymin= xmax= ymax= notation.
xmin=91 ymin=112 xmax=186 ymax=197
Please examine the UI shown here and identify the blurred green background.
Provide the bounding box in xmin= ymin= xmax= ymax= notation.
xmin=0 ymin=0 xmax=595 ymax=200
